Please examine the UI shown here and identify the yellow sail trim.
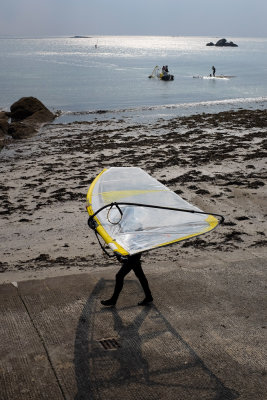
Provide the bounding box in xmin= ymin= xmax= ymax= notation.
xmin=86 ymin=168 xmax=107 ymax=215
xmin=86 ymin=169 xmax=129 ymax=256
xmin=100 ymin=189 xmax=168 ymax=204
xmin=205 ymin=214 xmax=219 ymax=230
xmin=151 ymin=214 xmax=219 ymax=250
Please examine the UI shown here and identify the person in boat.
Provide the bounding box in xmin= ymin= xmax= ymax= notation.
xmin=101 ymin=253 xmax=153 ymax=307
xmin=212 ymin=66 xmax=216 ymax=76
xmin=162 ymin=65 xmax=169 ymax=78
xmin=163 ymin=65 xmax=169 ymax=74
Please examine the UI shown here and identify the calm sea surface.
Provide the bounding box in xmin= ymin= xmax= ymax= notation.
xmin=0 ymin=35 xmax=266 ymax=123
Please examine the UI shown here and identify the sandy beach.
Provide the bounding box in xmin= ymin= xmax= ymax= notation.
xmin=1 ymin=108 xmax=267 ymax=399
xmin=0 ymin=108 xmax=266 ymax=282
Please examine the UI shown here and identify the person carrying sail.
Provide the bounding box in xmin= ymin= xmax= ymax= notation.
xmin=87 ymin=167 xmax=223 ymax=309
xmin=101 ymin=254 xmax=153 ymax=307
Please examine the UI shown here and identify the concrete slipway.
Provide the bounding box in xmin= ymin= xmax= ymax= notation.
xmin=0 ymin=255 xmax=266 ymax=400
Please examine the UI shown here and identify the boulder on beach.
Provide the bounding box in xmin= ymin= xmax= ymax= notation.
xmin=8 ymin=121 xmax=38 ymax=140
xmin=0 ymin=112 xmax=10 ymax=147
xmin=206 ymin=38 xmax=238 ymax=47
xmin=10 ymin=97 xmax=55 ymax=122
xmin=0 ymin=111 xmax=9 ymax=120
xmin=8 ymin=97 xmax=55 ymax=139
xmin=0 ymin=118 xmax=9 ymax=136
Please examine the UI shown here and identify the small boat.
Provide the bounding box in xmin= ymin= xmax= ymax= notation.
xmin=149 ymin=65 xmax=174 ymax=81
xmin=161 ymin=73 xmax=174 ymax=81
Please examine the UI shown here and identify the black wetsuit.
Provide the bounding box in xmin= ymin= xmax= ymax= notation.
xmin=101 ymin=254 xmax=153 ymax=306
xmin=212 ymin=66 xmax=216 ymax=76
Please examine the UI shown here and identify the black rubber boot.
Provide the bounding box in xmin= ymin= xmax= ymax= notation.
xmin=138 ymin=296 xmax=153 ymax=306
xmin=101 ymin=299 xmax=116 ymax=307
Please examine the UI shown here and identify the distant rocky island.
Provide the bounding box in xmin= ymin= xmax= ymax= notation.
xmin=206 ymin=38 xmax=238 ymax=47
xmin=71 ymin=36 xmax=91 ymax=39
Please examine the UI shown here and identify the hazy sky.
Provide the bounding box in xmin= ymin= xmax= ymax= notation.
xmin=1 ymin=0 xmax=266 ymax=37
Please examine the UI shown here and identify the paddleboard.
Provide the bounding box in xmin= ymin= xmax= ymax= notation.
xmin=193 ymin=75 xmax=236 ymax=80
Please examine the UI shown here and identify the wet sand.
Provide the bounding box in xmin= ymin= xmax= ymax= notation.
xmin=0 ymin=109 xmax=266 ymax=282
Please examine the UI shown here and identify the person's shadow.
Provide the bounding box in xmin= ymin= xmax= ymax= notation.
xmin=74 ymin=278 xmax=239 ymax=400
xmin=109 ymin=306 xmax=151 ymax=383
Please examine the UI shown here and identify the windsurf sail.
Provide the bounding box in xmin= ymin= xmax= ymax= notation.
xmin=148 ymin=65 xmax=160 ymax=79
xmin=86 ymin=167 xmax=223 ymax=256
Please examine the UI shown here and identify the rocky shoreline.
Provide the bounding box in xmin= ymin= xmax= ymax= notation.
xmin=0 ymin=108 xmax=266 ymax=282
xmin=0 ymin=97 xmax=56 ymax=147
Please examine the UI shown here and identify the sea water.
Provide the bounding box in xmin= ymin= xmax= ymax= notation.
xmin=0 ymin=35 xmax=266 ymax=123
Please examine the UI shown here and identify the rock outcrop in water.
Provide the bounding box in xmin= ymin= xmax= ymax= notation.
xmin=6 ymin=97 xmax=55 ymax=140
xmin=206 ymin=38 xmax=238 ymax=47
xmin=71 ymin=36 xmax=91 ymax=39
